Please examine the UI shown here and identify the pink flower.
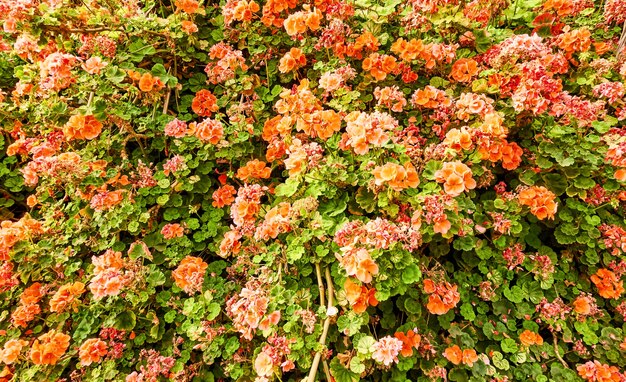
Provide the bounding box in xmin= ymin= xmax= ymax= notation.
xmin=161 ymin=223 xmax=184 ymax=239
xmin=372 ymin=336 xmax=403 ymax=366
xmin=81 ymin=56 xmax=108 ymax=75
xmin=164 ymin=118 xmax=188 ymax=138
xmin=254 ymin=351 xmax=274 ymax=377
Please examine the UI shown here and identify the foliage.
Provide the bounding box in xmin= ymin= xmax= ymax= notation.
xmin=0 ymin=0 xmax=626 ymax=381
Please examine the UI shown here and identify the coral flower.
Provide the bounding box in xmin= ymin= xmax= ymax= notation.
xmin=591 ymin=268 xmax=624 ymax=299
xmin=462 ymin=349 xmax=478 ymax=366
xmin=191 ymin=89 xmax=219 ymax=117
xmin=284 ymin=12 xmax=307 ymax=36
xmin=63 ymin=115 xmax=103 ymax=140
xmin=81 ymin=56 xmax=108 ymax=74
xmin=0 ymin=339 xmax=27 ymax=364
xmin=517 ymin=186 xmax=557 ymax=220
xmin=233 ymin=0 xmax=260 ymax=22
xmin=172 ymin=256 xmax=208 ymax=294
xmin=372 ymin=162 xmax=419 ymax=191
xmin=519 ymin=330 xmax=543 ymax=346
xmin=450 ymin=58 xmax=479 ymax=83
xmin=193 ymin=119 xmax=224 ymax=144
xmin=30 ymin=330 xmax=71 ymax=365
xmin=212 ymin=184 xmax=237 ymax=208
xmin=344 ymin=278 xmax=378 ymax=313
xmin=278 ymin=47 xmax=306 ymax=73
xmin=161 ymin=223 xmax=184 ymax=239
xmin=78 ymin=338 xmax=108 ymax=366
xmin=435 ymin=161 xmax=476 ymax=197
xmin=394 ymin=330 xmax=421 ymax=357
xmin=444 ymin=345 xmax=463 ymax=365
xmin=181 ymin=20 xmax=198 ymax=34
xmin=236 ymin=159 xmax=272 ymax=182
xmin=49 ymin=281 xmax=85 ymax=313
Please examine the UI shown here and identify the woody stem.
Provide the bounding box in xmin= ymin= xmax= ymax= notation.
xmin=307 ymin=267 xmax=334 ymax=382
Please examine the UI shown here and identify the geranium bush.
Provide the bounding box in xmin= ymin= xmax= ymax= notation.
xmin=2 ymin=0 xmax=626 ymax=381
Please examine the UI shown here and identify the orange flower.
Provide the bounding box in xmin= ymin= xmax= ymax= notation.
xmin=193 ymin=119 xmax=224 ymax=144
xmin=450 ymin=58 xmax=479 ymax=83
xmin=517 ymin=186 xmax=557 ymax=220
xmin=212 ymin=184 xmax=237 ymax=208
xmin=444 ymin=345 xmax=478 ymax=366
xmin=161 ymin=223 xmax=185 ymax=239
xmin=444 ymin=127 xmax=473 ymax=152
xmin=236 ymin=159 xmax=272 ymax=182
xmin=138 ymin=72 xmax=163 ymax=92
xmin=444 ymin=345 xmax=463 ymax=365
xmin=500 ymin=142 xmax=523 ymax=170
xmin=63 ymin=115 xmax=103 ymax=140
xmin=615 ymin=169 xmax=626 ymax=182
xmin=20 ymin=282 xmax=44 ymax=305
xmin=175 ymin=0 xmax=200 ymax=14
xmin=543 ymin=0 xmax=574 ymax=16
xmin=394 ymin=330 xmax=421 ymax=357
xmin=30 ymin=330 xmax=71 ymax=365
xmin=363 ymin=53 xmax=397 ymax=81
xmin=355 ymin=252 xmax=379 ymax=284
xmin=424 ymin=279 xmax=460 ymax=315
xmin=278 ymin=47 xmax=306 ymax=73
xmin=435 ymin=161 xmax=476 ymax=197
xmin=462 ymin=349 xmax=478 ymax=366
xmin=591 ymin=268 xmax=624 ymax=299
xmin=181 ymin=20 xmax=198 ymax=34
xmin=372 ymin=162 xmax=420 ymax=191
xmin=78 ymin=338 xmax=108 ymax=366
xmin=411 ymin=85 xmax=452 ymax=109
xmin=519 ymin=330 xmax=543 ymax=347
xmin=344 ymin=278 xmax=378 ymax=313
xmin=557 ymin=28 xmax=591 ymax=57
xmin=11 ymin=303 xmax=40 ymax=328
xmin=573 ymin=298 xmax=590 ymax=315
xmin=172 ymin=256 xmax=208 ymax=294
xmin=305 ymin=8 xmax=322 ymax=31
xmin=191 ymin=89 xmax=219 ymax=117
xmin=233 ymin=0 xmax=260 ymax=22
xmin=284 ymin=12 xmax=307 ymax=36
xmin=0 ymin=339 xmax=27 ymax=365
xmin=311 ymin=110 xmax=342 ymax=140
xmin=49 ymin=281 xmax=85 ymax=313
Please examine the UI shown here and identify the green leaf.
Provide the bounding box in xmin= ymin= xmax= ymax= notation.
xmin=401 ymin=263 xmax=421 ymax=284
xmin=275 ymin=179 xmax=299 ymax=197
xmin=115 ymin=311 xmax=136 ymax=331
xmin=501 ymin=338 xmax=518 ymax=353
xmin=330 ymin=358 xmax=359 ymax=382
xmin=460 ymin=303 xmax=476 ymax=321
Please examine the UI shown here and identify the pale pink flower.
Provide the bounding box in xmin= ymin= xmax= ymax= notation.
xmin=372 ymin=336 xmax=403 ymax=366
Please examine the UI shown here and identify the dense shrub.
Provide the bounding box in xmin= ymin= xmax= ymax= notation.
xmin=1 ymin=0 xmax=626 ymax=381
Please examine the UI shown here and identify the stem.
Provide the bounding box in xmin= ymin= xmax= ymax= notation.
xmin=315 ymin=263 xmax=325 ymax=308
xmin=552 ymin=333 xmax=569 ymax=369
xmin=162 ymin=88 xmax=171 ymax=115
xmin=307 ymin=267 xmax=334 ymax=382
xmin=87 ymin=92 xmax=94 ymax=109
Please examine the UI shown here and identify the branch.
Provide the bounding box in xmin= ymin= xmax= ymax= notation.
xmin=315 ymin=263 xmax=325 ymax=308
xmin=307 ymin=267 xmax=334 ymax=382
xmin=552 ymin=333 xmax=569 ymax=369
